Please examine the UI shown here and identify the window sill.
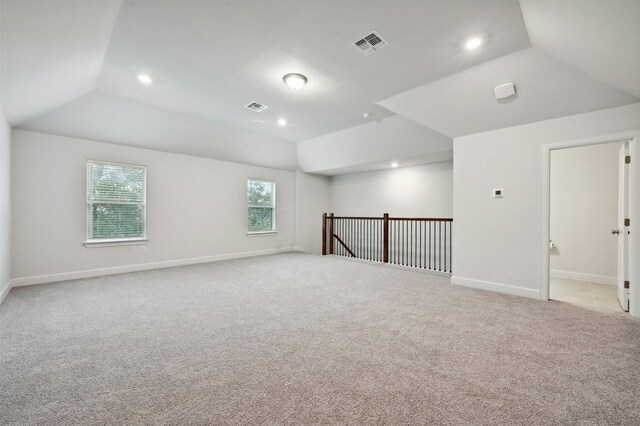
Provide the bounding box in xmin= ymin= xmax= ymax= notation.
xmin=84 ymin=238 xmax=148 ymax=248
xmin=246 ymin=231 xmax=277 ymax=237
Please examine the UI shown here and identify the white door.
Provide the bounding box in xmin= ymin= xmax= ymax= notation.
xmin=617 ymin=142 xmax=629 ymax=311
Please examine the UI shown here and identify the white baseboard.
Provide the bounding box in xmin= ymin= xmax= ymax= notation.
xmin=451 ymin=276 xmax=540 ymax=299
xmin=10 ymin=247 xmax=301 ymax=288
xmin=550 ymin=269 xmax=616 ymax=286
xmin=0 ymin=279 xmax=11 ymax=305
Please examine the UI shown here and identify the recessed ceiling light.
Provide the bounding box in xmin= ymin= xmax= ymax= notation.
xmin=283 ymin=73 xmax=307 ymax=91
xmin=391 ymin=162 xmax=399 ymax=168
xmin=362 ymin=112 xmax=370 ymax=118
xmin=465 ymin=37 xmax=482 ymax=50
xmin=277 ymin=118 xmax=287 ymax=127
xmin=137 ymin=73 xmax=152 ymax=84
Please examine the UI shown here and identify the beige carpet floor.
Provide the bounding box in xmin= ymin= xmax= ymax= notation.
xmin=1 ymin=253 xmax=639 ymax=425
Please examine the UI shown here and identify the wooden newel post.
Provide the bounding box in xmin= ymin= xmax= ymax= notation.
xmin=383 ymin=213 xmax=389 ymax=263
xmin=329 ymin=213 xmax=335 ymax=255
xmin=322 ymin=213 xmax=327 ymax=255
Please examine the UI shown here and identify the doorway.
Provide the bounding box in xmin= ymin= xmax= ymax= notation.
xmin=544 ymin=138 xmax=634 ymax=314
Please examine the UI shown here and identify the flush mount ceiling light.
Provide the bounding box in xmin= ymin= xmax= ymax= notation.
xmin=277 ymin=118 xmax=287 ymax=127
xmin=465 ymin=37 xmax=482 ymax=50
xmin=137 ymin=73 xmax=152 ymax=84
xmin=391 ymin=162 xmax=399 ymax=168
xmin=283 ymin=73 xmax=307 ymax=91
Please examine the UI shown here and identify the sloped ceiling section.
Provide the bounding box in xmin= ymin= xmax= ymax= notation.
xmin=297 ymin=115 xmax=452 ymax=175
xmin=96 ymin=0 xmax=529 ymax=142
xmin=520 ymin=0 xmax=640 ymax=98
xmin=0 ymin=0 xmax=122 ymax=125
xmin=378 ymin=48 xmax=638 ymax=138
xmin=19 ymin=92 xmax=298 ymax=170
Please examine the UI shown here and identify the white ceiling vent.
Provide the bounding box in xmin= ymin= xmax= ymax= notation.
xmin=353 ymin=31 xmax=388 ymax=56
xmin=245 ymin=101 xmax=268 ymax=112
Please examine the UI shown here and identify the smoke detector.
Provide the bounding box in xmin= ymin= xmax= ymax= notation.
xmin=494 ymin=83 xmax=516 ymax=100
xmin=353 ymin=31 xmax=389 ymax=56
xmin=245 ymin=101 xmax=268 ymax=112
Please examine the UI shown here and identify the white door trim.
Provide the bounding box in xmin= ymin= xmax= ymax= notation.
xmin=540 ymin=130 xmax=639 ymax=317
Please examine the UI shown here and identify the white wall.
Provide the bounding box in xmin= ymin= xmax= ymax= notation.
xmin=550 ymin=142 xmax=622 ymax=284
xmin=330 ymin=161 xmax=453 ymax=217
xmin=296 ymin=171 xmax=330 ymax=255
xmin=452 ymin=103 xmax=640 ymax=304
xmin=0 ymin=111 xmax=11 ymax=303
xmin=11 ymin=130 xmax=298 ymax=284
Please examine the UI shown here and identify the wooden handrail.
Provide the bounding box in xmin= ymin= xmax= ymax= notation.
xmin=389 ymin=217 xmax=453 ymax=221
xmin=331 ymin=216 xmax=384 ymax=220
xmin=331 ymin=216 xmax=452 ymax=221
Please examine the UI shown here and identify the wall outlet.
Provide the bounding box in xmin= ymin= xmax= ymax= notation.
xmin=493 ymin=188 xmax=504 ymax=198
xmin=140 ymin=245 xmax=146 ymax=253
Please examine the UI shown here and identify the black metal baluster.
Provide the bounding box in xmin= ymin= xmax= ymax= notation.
xmin=394 ymin=220 xmax=397 ymax=264
xmin=364 ymin=219 xmax=369 ymax=260
xmin=340 ymin=219 xmax=342 ymax=257
xmin=376 ymin=220 xmax=380 ymax=261
xmin=365 ymin=219 xmax=368 ymax=260
xmin=408 ymin=220 xmax=410 ymax=267
xmin=335 ymin=219 xmax=339 ymax=256
xmin=419 ymin=221 xmax=422 ymax=269
xmin=410 ymin=221 xmax=413 ymax=268
xmin=377 ymin=219 xmax=380 ymax=262
xmin=393 ymin=220 xmax=397 ymax=264
xmin=401 ymin=220 xmax=404 ymax=266
xmin=413 ymin=221 xmax=417 ymax=268
xmin=336 ymin=219 xmax=340 ymax=256
xmin=449 ymin=221 xmax=453 ymax=273
xmin=364 ymin=219 xmax=368 ymax=260
xmin=348 ymin=219 xmax=351 ymax=258
xmin=393 ymin=220 xmax=400 ymax=265
xmin=428 ymin=221 xmax=432 ymax=270
xmin=358 ymin=219 xmax=362 ymax=260
xmin=405 ymin=220 xmax=409 ymax=267
xmin=439 ymin=221 xmax=442 ymax=271
xmin=369 ymin=219 xmax=372 ymax=261
xmin=341 ymin=219 xmax=345 ymax=257
xmin=370 ymin=219 xmax=374 ymax=261
xmin=339 ymin=219 xmax=342 ymax=256
xmin=405 ymin=220 xmax=408 ymax=267
xmin=398 ymin=220 xmax=401 ymax=266
xmin=412 ymin=221 xmax=416 ymax=267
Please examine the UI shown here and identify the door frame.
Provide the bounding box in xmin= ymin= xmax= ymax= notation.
xmin=540 ymin=130 xmax=639 ymax=317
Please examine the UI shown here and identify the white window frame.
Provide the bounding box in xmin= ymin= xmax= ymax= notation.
xmin=85 ymin=160 xmax=147 ymax=247
xmin=247 ymin=179 xmax=277 ymax=235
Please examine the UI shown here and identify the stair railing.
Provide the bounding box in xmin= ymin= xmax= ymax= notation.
xmin=322 ymin=213 xmax=453 ymax=273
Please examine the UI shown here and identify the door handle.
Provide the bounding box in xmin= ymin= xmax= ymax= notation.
xmin=612 ymin=229 xmax=620 ymax=235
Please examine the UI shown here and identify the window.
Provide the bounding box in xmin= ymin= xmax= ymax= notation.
xmin=86 ymin=161 xmax=146 ymax=244
xmin=247 ymin=179 xmax=276 ymax=233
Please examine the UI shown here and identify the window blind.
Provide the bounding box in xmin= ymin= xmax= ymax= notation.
xmin=87 ymin=161 xmax=146 ymax=240
xmin=247 ymin=180 xmax=275 ymax=232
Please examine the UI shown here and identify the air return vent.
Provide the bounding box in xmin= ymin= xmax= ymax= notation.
xmin=245 ymin=101 xmax=268 ymax=112
xmin=353 ymin=31 xmax=388 ymax=56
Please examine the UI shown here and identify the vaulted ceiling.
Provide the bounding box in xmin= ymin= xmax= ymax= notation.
xmin=1 ymin=0 xmax=638 ymax=173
